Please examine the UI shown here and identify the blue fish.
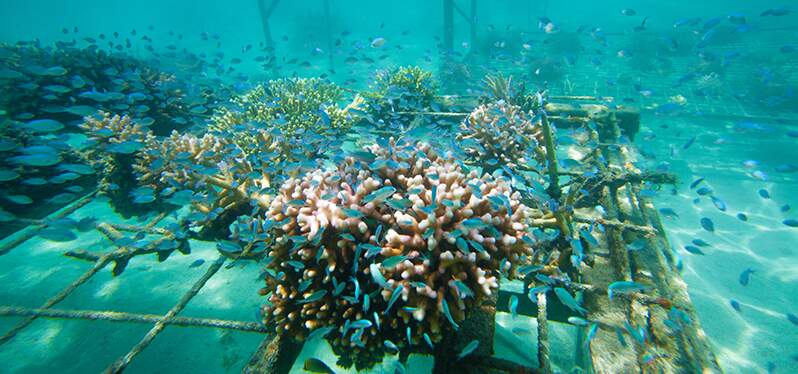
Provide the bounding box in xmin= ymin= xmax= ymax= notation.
xmin=369 ymin=263 xmax=388 ymax=288
xmin=684 ymin=245 xmax=705 ymax=255
xmin=700 ymin=217 xmax=715 ymax=232
xmin=554 ymin=287 xmax=587 ymax=316
xmin=509 ymin=295 xmax=519 ymax=318
xmin=739 ymin=268 xmax=755 ymax=286
xmin=457 ymin=340 xmax=479 ymax=360
xmin=442 ymin=298 xmax=460 ymax=330
xmin=608 ymin=281 xmax=649 ymax=300
xmin=386 ymin=284 xmax=403 ymax=313
xmin=188 ymin=259 xmax=205 ymax=268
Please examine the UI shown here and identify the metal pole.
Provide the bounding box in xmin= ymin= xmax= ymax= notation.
xmin=470 ymin=0 xmax=477 ymax=47
xmin=257 ymin=0 xmax=279 ymax=74
xmin=443 ymin=0 xmax=454 ymax=53
xmin=323 ymin=0 xmax=334 ymax=71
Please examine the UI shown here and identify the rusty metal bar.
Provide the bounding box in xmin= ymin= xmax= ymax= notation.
xmin=0 ymin=189 xmax=97 ymax=256
xmin=105 ymin=255 xmax=226 ymax=373
xmin=0 ymin=306 xmax=268 ymax=334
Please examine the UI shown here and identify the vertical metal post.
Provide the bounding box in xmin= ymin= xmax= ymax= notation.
xmin=323 ymin=0 xmax=335 ymax=71
xmin=257 ymin=0 xmax=276 ymax=53
xmin=443 ymin=0 xmax=454 ymax=53
xmin=470 ymin=0 xmax=477 ymax=47
xmin=257 ymin=0 xmax=280 ymax=75
xmin=537 ymin=292 xmax=552 ymax=374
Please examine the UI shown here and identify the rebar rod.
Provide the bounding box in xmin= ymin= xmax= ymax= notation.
xmin=536 ymin=292 xmax=551 ymax=374
xmin=0 ymin=306 xmax=268 ymax=334
xmin=105 ymin=255 xmax=226 ymax=373
xmin=0 ymin=254 xmax=112 ymax=345
xmin=0 ymin=190 xmax=96 ymax=256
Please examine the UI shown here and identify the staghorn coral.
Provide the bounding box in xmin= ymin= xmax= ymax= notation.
xmin=365 ymin=66 xmax=439 ymax=128
xmin=132 ymin=130 xmax=273 ymax=238
xmin=457 ymin=101 xmax=548 ymax=173
xmin=79 ymin=111 xmax=156 ymax=217
xmin=210 ymin=78 xmax=361 ymax=136
xmin=369 ymin=66 xmax=437 ymax=106
xmin=480 ymin=73 xmax=542 ymax=112
xmin=257 ymin=138 xmax=535 ymax=369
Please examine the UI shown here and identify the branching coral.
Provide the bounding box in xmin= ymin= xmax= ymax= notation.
xmin=365 ymin=66 xmax=439 ymax=127
xmin=481 ymin=73 xmax=542 ymax=112
xmin=132 ymin=130 xmax=273 ymax=237
xmin=257 ymin=138 xmax=535 ymax=369
xmin=210 ymin=78 xmax=361 ymax=136
xmin=456 ymin=101 xmax=548 ymax=173
xmin=79 ymin=111 xmax=156 ymax=216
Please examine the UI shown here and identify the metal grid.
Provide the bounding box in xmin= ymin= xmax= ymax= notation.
xmin=0 ymin=208 xmax=271 ymax=373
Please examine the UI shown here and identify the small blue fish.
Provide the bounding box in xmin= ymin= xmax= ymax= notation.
xmin=452 ymin=280 xmax=474 ymax=299
xmin=691 ymin=239 xmax=711 ymax=247
xmin=684 ymin=245 xmax=705 ymax=255
xmin=384 ymin=339 xmax=399 ymax=352
xmin=783 ymin=219 xmax=798 ymax=228
xmin=386 ymin=284 xmax=403 ymax=313
xmin=608 ymin=281 xmax=649 ymax=300
xmin=349 ymin=319 xmax=372 ymax=329
xmin=406 ymin=326 xmax=412 ymax=345
xmin=189 ymin=259 xmax=205 ymax=268
xmin=307 ymin=326 xmax=334 ymax=341
xmin=730 ymin=300 xmax=741 ymax=312
xmin=659 ymin=208 xmax=679 ymax=219
xmin=568 ymin=317 xmax=590 ymax=326
xmin=381 ymin=255 xmax=406 ymax=268
xmin=351 ymin=277 xmax=361 ymax=300
xmin=363 ymin=186 xmax=396 ymax=204
xmin=710 ymin=196 xmax=727 ymax=211
xmin=615 ymin=327 xmax=628 ymax=347
xmin=369 ymin=263 xmax=388 ymax=288
xmin=624 ymin=321 xmax=646 ymax=345
xmin=298 ymin=290 xmax=328 ymax=304
xmin=442 ymin=298 xmax=460 ymax=330
xmin=457 ymin=340 xmax=479 ymax=360
xmin=509 ymin=295 xmax=518 ymax=318
xmin=585 ymin=323 xmax=599 ymax=347
xmin=737 ymin=213 xmax=748 ymax=221
xmin=700 ymin=217 xmax=715 ymax=232
xmin=758 ymin=189 xmax=770 ymax=199
xmin=555 ymin=287 xmax=587 ymax=315
xmin=739 ymin=268 xmax=755 ymax=286
xmin=38 ymin=227 xmax=76 ymax=242
xmin=423 ymin=333 xmax=434 ymax=349
xmin=285 ymin=260 xmax=305 ymax=270
xmin=689 ymin=177 xmax=705 ymax=189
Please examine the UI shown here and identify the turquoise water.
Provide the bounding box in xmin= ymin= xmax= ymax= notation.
xmin=1 ymin=1 xmax=797 ymax=373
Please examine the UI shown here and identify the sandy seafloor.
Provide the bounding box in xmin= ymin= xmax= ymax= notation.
xmin=0 ymin=115 xmax=796 ymax=374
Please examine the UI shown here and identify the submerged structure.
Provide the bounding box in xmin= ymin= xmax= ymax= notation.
xmin=0 ymin=48 xmax=719 ymax=372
